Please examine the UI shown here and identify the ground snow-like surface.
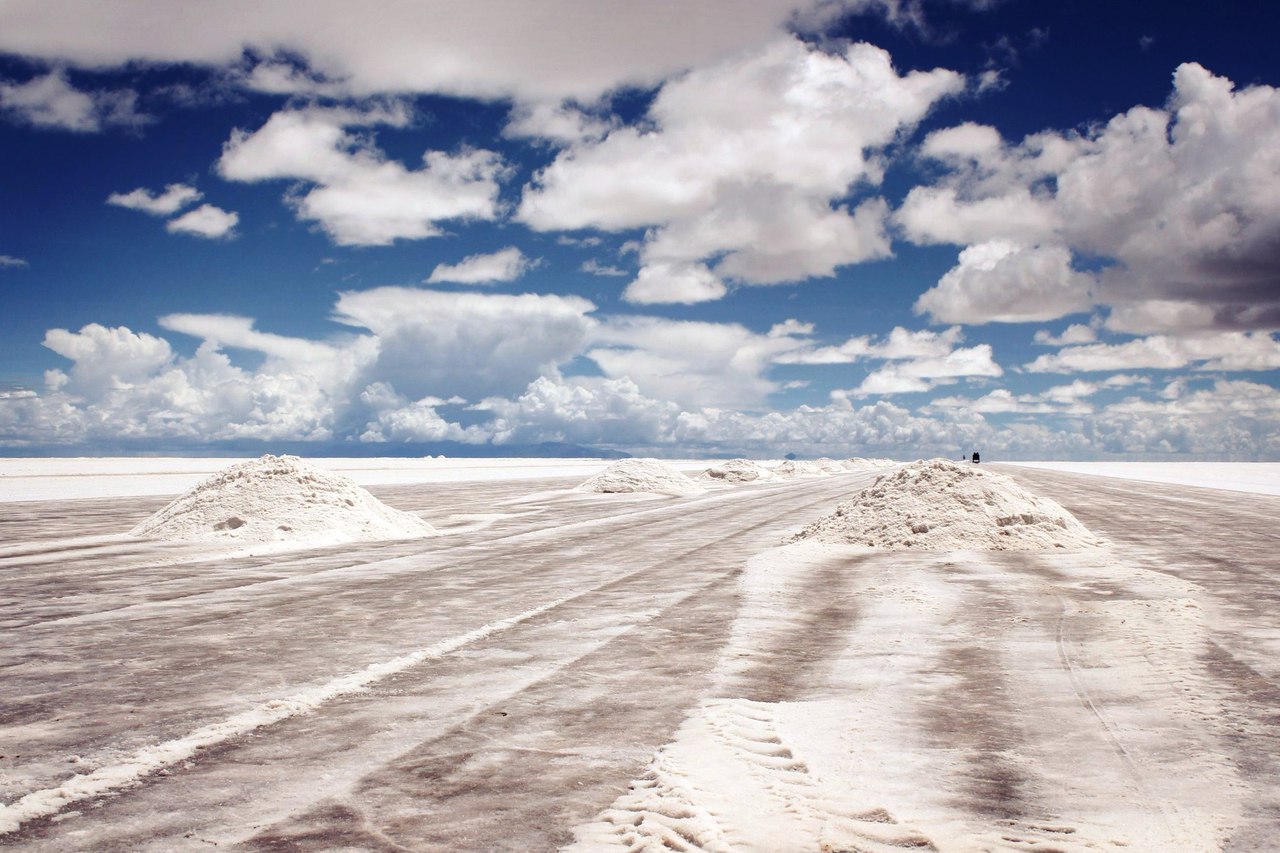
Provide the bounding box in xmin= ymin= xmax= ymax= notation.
xmin=789 ymin=458 xmax=1104 ymax=550
xmin=699 ymin=459 xmax=779 ymax=483
xmin=1008 ymin=460 xmax=1280 ymax=497
xmin=3 ymin=462 xmax=1280 ymax=850
xmin=578 ymin=458 xmax=706 ymax=495
xmin=130 ymin=455 xmax=435 ymax=546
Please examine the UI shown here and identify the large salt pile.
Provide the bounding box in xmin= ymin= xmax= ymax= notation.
xmin=578 ymin=458 xmax=705 ymax=496
xmin=787 ymin=458 xmax=1104 ymax=550
xmin=130 ymin=455 xmax=436 ymax=545
xmin=700 ymin=458 xmax=780 ymax=483
xmin=772 ymin=460 xmax=828 ymax=478
xmin=814 ymin=457 xmax=846 ymax=473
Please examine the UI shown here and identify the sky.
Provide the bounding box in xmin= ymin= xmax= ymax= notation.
xmin=1 ymin=0 xmax=1278 ymax=459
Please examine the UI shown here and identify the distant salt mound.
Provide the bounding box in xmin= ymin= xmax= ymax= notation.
xmin=814 ymin=457 xmax=846 ymax=473
xmin=700 ymin=458 xmax=779 ymax=483
xmin=578 ymin=458 xmax=705 ymax=496
xmin=773 ymin=460 xmax=828 ymax=478
xmin=131 ymin=455 xmax=436 ymax=545
xmin=787 ymin=458 xmax=1104 ymax=550
xmin=841 ymin=457 xmax=897 ymax=470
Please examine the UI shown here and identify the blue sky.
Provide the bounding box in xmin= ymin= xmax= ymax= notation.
xmin=1 ymin=0 xmax=1278 ymax=458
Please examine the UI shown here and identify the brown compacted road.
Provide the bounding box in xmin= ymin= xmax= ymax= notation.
xmin=1 ymin=465 xmax=1278 ymax=851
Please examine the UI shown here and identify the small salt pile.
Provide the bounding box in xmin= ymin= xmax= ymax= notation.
xmin=772 ymin=460 xmax=828 ymax=478
xmin=787 ymin=458 xmax=1104 ymax=550
xmin=842 ymin=457 xmax=897 ymax=470
xmin=130 ymin=454 xmax=436 ymax=545
xmin=814 ymin=458 xmax=846 ymax=473
xmin=700 ymin=459 xmax=780 ymax=483
xmin=578 ymin=459 xmax=705 ymax=496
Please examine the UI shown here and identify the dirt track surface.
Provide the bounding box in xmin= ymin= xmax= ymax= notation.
xmin=1 ymin=466 xmax=1278 ymax=850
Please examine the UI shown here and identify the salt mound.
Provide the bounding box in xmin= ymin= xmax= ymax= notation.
xmin=131 ymin=455 xmax=436 ymax=545
xmin=842 ymin=457 xmax=897 ymax=470
xmin=814 ymin=457 xmax=846 ymax=473
xmin=772 ymin=460 xmax=828 ymax=478
xmin=787 ymin=458 xmax=1104 ymax=550
xmin=578 ymin=458 xmax=705 ymax=496
xmin=700 ymin=458 xmax=780 ymax=483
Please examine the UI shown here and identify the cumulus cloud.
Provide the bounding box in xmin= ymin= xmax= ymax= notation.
xmin=915 ymin=240 xmax=1096 ymax=324
xmin=520 ymin=37 xmax=961 ymax=301
xmin=0 ymin=69 xmax=147 ymax=132
xmin=579 ymin=259 xmax=628 ymax=277
xmin=1026 ymin=331 xmax=1280 ymax=373
xmin=218 ymin=105 xmax=507 ymax=245
xmin=899 ymin=63 xmax=1280 ymax=332
xmin=850 ymin=343 xmax=1002 ymax=396
xmin=1033 ymin=323 xmax=1097 ymax=346
xmin=425 ymin=247 xmax=534 ymax=284
xmin=586 ymin=314 xmax=810 ymax=408
xmin=107 ymin=183 xmax=203 ymax=215
xmin=333 ymin=287 xmax=596 ymax=402
xmin=622 ymin=262 xmax=727 ymax=305
xmin=0 ymin=1 xmax=915 ymax=103
xmin=165 ymin=204 xmax=239 ymax=238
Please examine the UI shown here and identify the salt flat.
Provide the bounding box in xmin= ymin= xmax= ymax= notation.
xmin=1 ymin=461 xmax=1278 ymax=850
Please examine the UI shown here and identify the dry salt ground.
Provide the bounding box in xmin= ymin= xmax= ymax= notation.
xmin=576 ymin=458 xmax=705 ymax=496
xmin=788 ymin=457 xmax=1105 ymax=550
xmin=130 ymin=454 xmax=436 ymax=546
xmin=699 ymin=459 xmax=780 ymax=483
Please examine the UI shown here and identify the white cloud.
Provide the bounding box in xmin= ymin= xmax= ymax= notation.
xmin=107 ymin=183 xmax=203 ymax=215
xmin=849 ymin=343 xmax=1002 ymax=396
xmin=425 ymin=247 xmax=534 ymax=285
xmin=0 ymin=70 xmax=147 ymax=132
xmin=1026 ymin=331 xmax=1280 ymax=373
xmin=332 ymin=287 xmax=596 ymax=402
xmin=218 ymin=105 xmax=507 ymax=246
xmin=165 ymin=204 xmax=239 ymax=239
xmin=0 ymin=255 xmax=29 ymax=268
xmin=10 ymin=309 xmax=1279 ymax=459
xmin=586 ymin=314 xmax=811 ymax=409
xmin=0 ymin=1 xmax=906 ymax=103
xmin=42 ymin=324 xmax=174 ymax=400
xmin=1033 ymin=323 xmax=1097 ymax=346
xmin=520 ymin=37 xmax=961 ymax=300
xmin=899 ymin=63 xmax=1280 ymax=332
xmin=503 ymin=101 xmax=615 ymax=144
xmin=579 ymin=259 xmax=628 ymax=277
xmin=622 ymin=262 xmax=726 ymax=305
xmin=915 ymin=240 xmax=1096 ymax=324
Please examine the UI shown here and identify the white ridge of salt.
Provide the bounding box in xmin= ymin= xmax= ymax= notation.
xmin=842 ymin=456 xmax=897 ymax=470
xmin=772 ymin=459 xmax=829 ymax=478
xmin=0 ymin=595 xmax=571 ymax=835
xmin=814 ymin=457 xmax=846 ymax=473
xmin=129 ymin=454 xmax=435 ymax=546
xmin=787 ymin=458 xmax=1105 ymax=550
xmin=577 ymin=458 xmax=705 ymax=496
xmin=699 ymin=458 xmax=780 ymax=483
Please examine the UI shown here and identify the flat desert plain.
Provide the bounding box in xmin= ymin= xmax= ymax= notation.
xmin=1 ymin=458 xmax=1278 ymax=851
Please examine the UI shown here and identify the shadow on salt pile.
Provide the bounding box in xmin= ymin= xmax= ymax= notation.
xmin=787 ymin=458 xmax=1106 ymax=550
xmin=129 ymin=454 xmax=436 ymax=547
xmin=577 ymin=458 xmax=705 ymax=496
